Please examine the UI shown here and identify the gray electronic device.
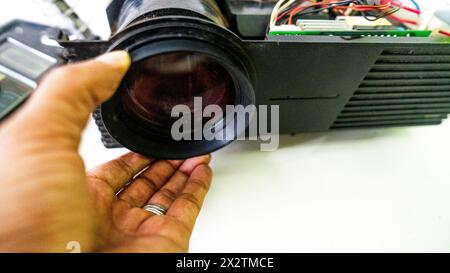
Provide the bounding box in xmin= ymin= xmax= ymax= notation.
xmin=0 ymin=20 xmax=66 ymax=121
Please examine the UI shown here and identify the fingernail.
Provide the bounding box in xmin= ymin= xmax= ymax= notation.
xmin=97 ymin=51 xmax=131 ymax=69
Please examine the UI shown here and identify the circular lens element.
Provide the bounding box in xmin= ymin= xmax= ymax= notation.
xmin=122 ymin=52 xmax=236 ymax=136
xmin=101 ymin=37 xmax=255 ymax=159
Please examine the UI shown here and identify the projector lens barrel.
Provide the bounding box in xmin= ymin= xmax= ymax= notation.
xmin=102 ymin=0 xmax=256 ymax=159
xmin=111 ymin=0 xmax=228 ymax=32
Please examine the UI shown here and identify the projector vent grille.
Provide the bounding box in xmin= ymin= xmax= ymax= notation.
xmin=332 ymin=48 xmax=450 ymax=129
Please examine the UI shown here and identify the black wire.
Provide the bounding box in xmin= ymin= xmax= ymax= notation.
xmin=363 ymin=6 xmax=400 ymax=21
xmin=277 ymin=1 xmax=303 ymax=19
xmin=286 ymin=0 xmax=356 ymax=24
xmin=296 ymin=1 xmax=355 ymax=16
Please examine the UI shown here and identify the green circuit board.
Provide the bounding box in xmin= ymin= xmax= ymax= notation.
xmin=268 ymin=29 xmax=433 ymax=37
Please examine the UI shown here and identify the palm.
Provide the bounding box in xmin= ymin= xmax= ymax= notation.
xmin=86 ymin=153 xmax=212 ymax=252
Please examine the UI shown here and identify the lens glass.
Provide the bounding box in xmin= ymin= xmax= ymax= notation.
xmin=122 ymin=52 xmax=236 ymax=136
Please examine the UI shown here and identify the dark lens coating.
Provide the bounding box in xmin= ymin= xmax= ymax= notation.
xmin=122 ymin=52 xmax=236 ymax=135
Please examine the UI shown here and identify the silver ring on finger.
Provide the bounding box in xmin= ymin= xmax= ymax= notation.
xmin=143 ymin=204 xmax=167 ymax=216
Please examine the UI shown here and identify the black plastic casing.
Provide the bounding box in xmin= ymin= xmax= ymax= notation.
xmin=62 ymin=0 xmax=450 ymax=156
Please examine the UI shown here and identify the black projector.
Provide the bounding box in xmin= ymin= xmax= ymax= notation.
xmin=61 ymin=0 xmax=450 ymax=159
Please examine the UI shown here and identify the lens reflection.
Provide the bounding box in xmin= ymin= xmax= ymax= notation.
xmin=122 ymin=52 xmax=236 ymax=135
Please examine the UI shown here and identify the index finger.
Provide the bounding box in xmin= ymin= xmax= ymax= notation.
xmin=87 ymin=152 xmax=153 ymax=193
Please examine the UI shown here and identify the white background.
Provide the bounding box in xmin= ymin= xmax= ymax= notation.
xmin=1 ymin=0 xmax=450 ymax=252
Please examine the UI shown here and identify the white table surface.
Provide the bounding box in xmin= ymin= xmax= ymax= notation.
xmin=2 ymin=0 xmax=450 ymax=253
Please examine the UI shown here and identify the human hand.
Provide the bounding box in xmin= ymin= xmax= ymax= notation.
xmin=87 ymin=152 xmax=212 ymax=253
xmin=0 ymin=51 xmax=212 ymax=252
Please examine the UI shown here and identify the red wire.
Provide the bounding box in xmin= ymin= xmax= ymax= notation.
xmin=288 ymin=2 xmax=334 ymax=25
xmin=280 ymin=0 xmax=420 ymax=25
xmin=439 ymin=30 xmax=450 ymax=37
xmin=388 ymin=14 xmax=417 ymax=25
xmin=391 ymin=1 xmax=421 ymax=15
xmin=334 ymin=6 xmax=385 ymax=12
xmin=286 ymin=1 xmax=369 ymax=24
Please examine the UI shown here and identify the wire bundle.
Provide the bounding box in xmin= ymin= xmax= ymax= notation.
xmin=270 ymin=0 xmax=420 ymax=27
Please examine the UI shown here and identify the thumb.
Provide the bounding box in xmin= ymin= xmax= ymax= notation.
xmin=0 ymin=51 xmax=130 ymax=252
xmin=30 ymin=51 xmax=130 ymax=126
xmin=15 ymin=51 xmax=131 ymax=145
